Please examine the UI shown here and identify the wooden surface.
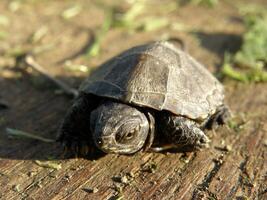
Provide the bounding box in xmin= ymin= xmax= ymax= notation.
xmin=0 ymin=1 xmax=267 ymax=199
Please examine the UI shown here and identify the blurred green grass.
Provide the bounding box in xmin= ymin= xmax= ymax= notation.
xmin=189 ymin=0 xmax=218 ymax=7
xmin=3 ymin=0 xmax=267 ymax=84
xmin=222 ymin=4 xmax=267 ymax=82
xmin=85 ymin=0 xmax=179 ymax=57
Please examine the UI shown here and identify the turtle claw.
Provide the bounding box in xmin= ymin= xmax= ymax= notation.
xmin=80 ymin=143 xmax=89 ymax=155
xmin=60 ymin=146 xmax=69 ymax=158
xmin=196 ymin=138 xmax=210 ymax=149
xmin=57 ymin=128 xmax=96 ymax=157
xmin=199 ymin=134 xmax=210 ymax=144
xmin=59 ymin=140 xmax=71 ymax=158
xmin=206 ymin=106 xmax=231 ymax=130
xmin=194 ymin=131 xmax=210 ymax=149
xmin=79 ymin=142 xmax=94 ymax=156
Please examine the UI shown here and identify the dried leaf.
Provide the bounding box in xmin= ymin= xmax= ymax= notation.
xmin=34 ymin=160 xmax=62 ymax=170
xmin=62 ymin=5 xmax=82 ymax=19
xmin=30 ymin=26 xmax=48 ymax=43
xmin=64 ymin=61 xmax=90 ymax=73
xmin=0 ymin=15 xmax=9 ymax=26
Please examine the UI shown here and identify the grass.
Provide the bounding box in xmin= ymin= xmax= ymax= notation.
xmin=85 ymin=9 xmax=113 ymax=57
xmin=222 ymin=53 xmax=267 ymax=83
xmin=110 ymin=1 xmax=177 ymax=32
xmin=234 ymin=7 xmax=267 ymax=67
xmin=222 ymin=5 xmax=267 ymax=83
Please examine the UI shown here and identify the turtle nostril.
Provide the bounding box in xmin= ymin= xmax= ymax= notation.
xmin=97 ymin=138 xmax=103 ymax=146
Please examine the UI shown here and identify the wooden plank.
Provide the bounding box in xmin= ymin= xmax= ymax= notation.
xmin=0 ymin=1 xmax=267 ymax=199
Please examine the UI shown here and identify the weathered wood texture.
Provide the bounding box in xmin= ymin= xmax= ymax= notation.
xmin=0 ymin=0 xmax=266 ymax=199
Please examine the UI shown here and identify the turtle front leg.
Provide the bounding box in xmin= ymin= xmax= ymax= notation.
xmin=57 ymin=93 xmax=100 ymax=157
xmin=157 ymin=114 xmax=210 ymax=151
xmin=204 ymin=105 xmax=231 ymax=130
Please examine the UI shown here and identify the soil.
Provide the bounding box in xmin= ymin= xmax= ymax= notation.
xmin=0 ymin=0 xmax=266 ymax=199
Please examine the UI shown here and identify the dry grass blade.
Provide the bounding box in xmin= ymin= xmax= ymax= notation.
xmin=6 ymin=128 xmax=55 ymax=143
xmin=25 ymin=55 xmax=79 ymax=97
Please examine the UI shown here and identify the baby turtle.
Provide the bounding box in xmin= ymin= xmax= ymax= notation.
xmin=58 ymin=41 xmax=230 ymax=155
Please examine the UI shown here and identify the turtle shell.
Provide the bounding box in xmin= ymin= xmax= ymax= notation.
xmin=80 ymin=42 xmax=224 ymax=120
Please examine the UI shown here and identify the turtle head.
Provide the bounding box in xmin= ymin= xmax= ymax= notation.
xmin=90 ymin=101 xmax=150 ymax=154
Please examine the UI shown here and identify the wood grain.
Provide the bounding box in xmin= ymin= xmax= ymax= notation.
xmin=0 ymin=0 xmax=266 ymax=199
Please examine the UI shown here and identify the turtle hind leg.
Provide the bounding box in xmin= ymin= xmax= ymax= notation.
xmin=159 ymin=114 xmax=210 ymax=151
xmin=205 ymin=105 xmax=231 ymax=130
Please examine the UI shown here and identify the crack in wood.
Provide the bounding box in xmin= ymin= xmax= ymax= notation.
xmin=166 ymin=152 xmax=198 ymax=199
xmin=60 ymin=160 xmax=118 ymax=199
xmin=21 ymin=168 xmax=58 ymax=198
xmin=226 ymin=156 xmax=249 ymax=200
xmin=191 ymin=155 xmax=225 ymax=200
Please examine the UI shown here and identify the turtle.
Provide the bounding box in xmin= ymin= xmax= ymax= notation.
xmin=58 ymin=41 xmax=230 ymax=155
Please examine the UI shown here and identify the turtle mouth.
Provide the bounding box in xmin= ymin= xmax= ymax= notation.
xmin=95 ymin=136 xmax=113 ymax=148
xmin=94 ymin=135 xmax=118 ymax=153
xmin=94 ymin=135 xmax=142 ymax=154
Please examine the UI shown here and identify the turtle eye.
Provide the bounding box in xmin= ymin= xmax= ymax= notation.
xmin=115 ymin=125 xmax=140 ymax=143
xmin=124 ymin=126 xmax=140 ymax=140
xmin=125 ymin=131 xmax=134 ymax=139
